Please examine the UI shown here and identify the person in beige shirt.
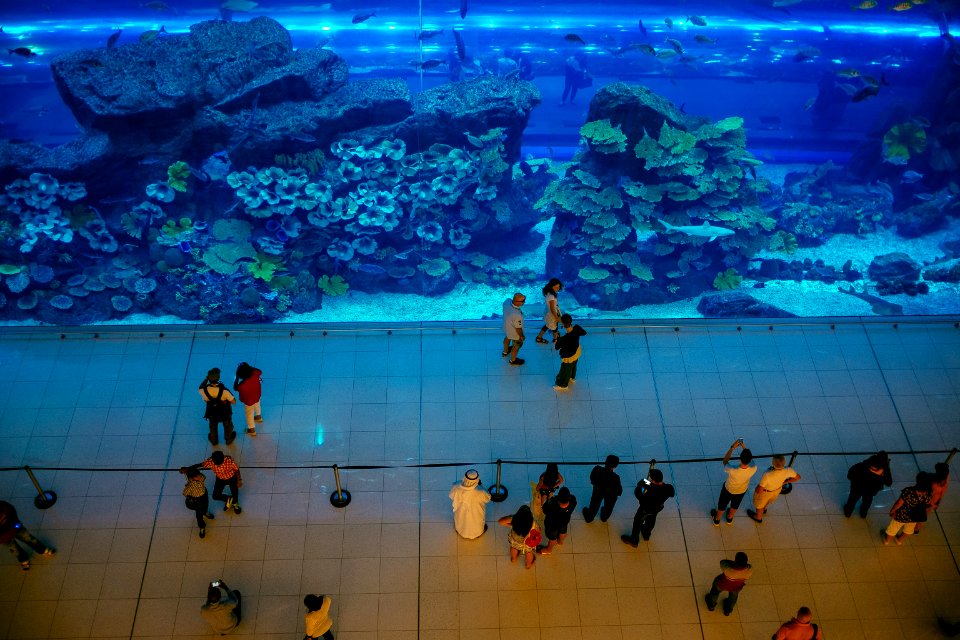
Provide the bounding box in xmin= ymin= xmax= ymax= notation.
xmin=747 ymin=454 xmax=800 ymax=523
xmin=774 ymin=606 xmax=823 ymax=639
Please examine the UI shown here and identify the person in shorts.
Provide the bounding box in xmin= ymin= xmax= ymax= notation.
xmin=539 ymin=487 xmax=577 ymax=555
xmin=747 ymin=454 xmax=800 ymax=523
xmin=711 ymin=440 xmax=756 ymax=526
xmin=502 ymin=292 xmax=526 ymax=365
xmin=883 ymin=472 xmax=933 ymax=545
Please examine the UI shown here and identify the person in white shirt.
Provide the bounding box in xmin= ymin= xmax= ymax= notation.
xmin=748 ymin=455 xmax=800 ymax=523
xmin=502 ymin=292 xmax=526 ymax=365
xmin=711 ymin=440 xmax=757 ymax=526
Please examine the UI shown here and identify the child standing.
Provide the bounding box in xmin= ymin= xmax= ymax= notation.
xmin=554 ymin=313 xmax=586 ymax=391
xmin=233 ymin=362 xmax=263 ymax=436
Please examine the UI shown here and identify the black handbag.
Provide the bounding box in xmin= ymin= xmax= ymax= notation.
xmin=185 ymin=496 xmax=200 ymax=510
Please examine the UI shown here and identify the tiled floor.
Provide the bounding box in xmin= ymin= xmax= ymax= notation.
xmin=0 ymin=321 xmax=958 ymax=640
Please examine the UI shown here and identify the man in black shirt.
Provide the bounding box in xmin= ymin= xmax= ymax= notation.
xmin=539 ymin=487 xmax=577 ymax=554
xmin=621 ymin=469 xmax=675 ymax=546
xmin=554 ymin=313 xmax=586 ymax=390
xmin=582 ymin=454 xmax=622 ymax=523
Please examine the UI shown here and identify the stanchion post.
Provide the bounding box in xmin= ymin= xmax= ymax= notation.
xmin=488 ymin=458 xmax=509 ymax=502
xmin=329 ymin=464 xmax=352 ymax=508
xmin=780 ymin=451 xmax=800 ymax=495
xmin=946 ymin=448 xmax=958 ymax=464
xmin=24 ymin=466 xmax=57 ymax=510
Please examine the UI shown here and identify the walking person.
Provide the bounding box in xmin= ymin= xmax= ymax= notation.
xmin=449 ymin=469 xmax=491 ymax=539
xmin=621 ymin=468 xmax=675 ymax=547
xmin=560 ymin=51 xmax=589 ymax=105
xmin=199 ymin=368 xmax=237 ymax=446
xmin=882 ymin=472 xmax=934 ymax=546
xmin=233 ymin=362 xmax=263 ymax=436
xmin=0 ymin=500 xmax=56 ymax=571
xmin=195 ymin=450 xmax=243 ymax=514
xmin=502 ymin=292 xmax=526 ymax=366
xmin=773 ymin=606 xmax=823 ymax=640
xmin=747 ymin=454 xmax=800 ymax=523
xmin=498 ymin=504 xmax=541 ymax=569
xmin=711 ymin=439 xmax=756 ymax=526
xmin=534 ymin=278 xmax=563 ymax=344
xmin=304 ymin=593 xmax=334 ymax=640
xmin=916 ymin=462 xmax=949 ymax=534
xmin=843 ymin=451 xmax=892 ymax=518
xmin=180 ymin=465 xmax=215 ymax=539
xmin=538 ymin=487 xmax=577 ymax=555
xmin=554 ymin=314 xmax=586 ymax=391
xmin=704 ymin=551 xmax=753 ymax=616
xmin=535 ymin=463 xmax=564 ymax=506
xmin=201 ymin=579 xmax=241 ymax=634
xmin=582 ymin=454 xmax=623 ymax=523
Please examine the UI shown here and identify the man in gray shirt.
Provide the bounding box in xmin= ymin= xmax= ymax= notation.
xmin=201 ymin=580 xmax=242 ymax=634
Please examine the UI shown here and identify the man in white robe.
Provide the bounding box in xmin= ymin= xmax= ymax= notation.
xmin=449 ymin=469 xmax=490 ymax=539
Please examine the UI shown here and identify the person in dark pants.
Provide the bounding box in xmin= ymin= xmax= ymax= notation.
xmin=582 ymin=454 xmax=622 ymax=523
xmin=199 ymin=368 xmax=237 ymax=446
xmin=195 ymin=451 xmax=243 ymax=514
xmin=554 ymin=314 xmax=586 ymax=391
xmin=621 ymin=468 xmax=675 ymax=546
xmin=201 ymin=580 xmax=241 ymax=634
xmin=704 ymin=551 xmax=753 ymax=616
xmin=539 ymin=487 xmax=577 ymax=554
xmin=560 ymin=51 xmax=588 ymax=105
xmin=843 ymin=451 xmax=893 ymax=518
xmin=180 ymin=465 xmax=215 ymax=539
xmin=0 ymin=500 xmax=56 ymax=571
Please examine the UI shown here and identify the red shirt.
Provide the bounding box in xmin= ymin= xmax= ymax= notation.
xmin=201 ymin=457 xmax=240 ymax=480
xmin=0 ymin=501 xmax=20 ymax=544
xmin=236 ymin=368 xmax=263 ymax=405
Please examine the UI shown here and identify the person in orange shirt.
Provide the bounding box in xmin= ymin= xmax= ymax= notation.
xmin=773 ymin=607 xmax=823 ymax=640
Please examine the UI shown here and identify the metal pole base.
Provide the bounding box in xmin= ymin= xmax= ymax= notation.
xmin=488 ymin=485 xmax=508 ymax=503
xmin=780 ymin=484 xmax=793 ymax=495
xmin=330 ymin=490 xmax=352 ymax=508
xmin=34 ymin=491 xmax=57 ymax=510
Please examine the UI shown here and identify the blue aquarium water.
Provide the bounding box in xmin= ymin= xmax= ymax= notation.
xmin=0 ymin=0 xmax=958 ymax=324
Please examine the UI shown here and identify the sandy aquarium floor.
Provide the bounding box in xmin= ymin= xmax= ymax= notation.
xmin=0 ymin=320 xmax=958 ymax=640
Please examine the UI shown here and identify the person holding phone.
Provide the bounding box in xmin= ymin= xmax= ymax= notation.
xmin=711 ymin=439 xmax=757 ymax=526
xmin=621 ymin=468 xmax=675 ymax=546
xmin=201 ymin=579 xmax=241 ymax=634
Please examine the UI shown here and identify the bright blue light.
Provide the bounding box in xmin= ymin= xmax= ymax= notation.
xmin=315 ymin=424 xmax=325 ymax=447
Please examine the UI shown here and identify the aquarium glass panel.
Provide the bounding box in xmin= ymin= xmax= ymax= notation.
xmin=1 ymin=1 xmax=958 ymax=325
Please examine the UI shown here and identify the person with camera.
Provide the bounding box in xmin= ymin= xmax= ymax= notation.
xmin=621 ymin=468 xmax=675 ymax=546
xmin=201 ymin=579 xmax=241 ymax=634
xmin=711 ymin=439 xmax=756 ymax=526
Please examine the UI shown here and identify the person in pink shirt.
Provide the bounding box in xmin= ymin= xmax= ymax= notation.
xmin=233 ymin=362 xmax=263 ymax=436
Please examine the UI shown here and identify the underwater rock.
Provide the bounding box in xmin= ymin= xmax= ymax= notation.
xmin=922 ymin=257 xmax=960 ymax=283
xmin=895 ymin=200 xmax=948 ymax=238
xmin=869 ymin=252 xmax=920 ymax=295
xmin=0 ymin=133 xmax=113 ymax=184
xmin=399 ymin=75 xmax=540 ymax=163
xmin=696 ymin=291 xmax=796 ymax=318
xmin=51 ymin=17 xmax=308 ymax=131
xmin=586 ymin=83 xmax=695 ymax=155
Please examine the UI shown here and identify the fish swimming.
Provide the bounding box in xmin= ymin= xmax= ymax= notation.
xmin=107 ymin=28 xmax=122 ymax=48
xmin=415 ymin=59 xmax=446 ymax=69
xmin=564 ymin=33 xmax=586 ymax=45
xmin=665 ymin=38 xmax=684 ymax=54
xmin=658 ymin=219 xmax=735 ymax=242
xmin=901 ymin=170 xmax=924 ymax=183
xmin=141 ymin=1 xmax=171 ymax=11
xmin=352 ymin=11 xmax=375 ymax=23
xmin=836 ymin=68 xmax=859 ymax=78
xmin=687 ymin=15 xmax=707 ymax=26
xmin=139 ymin=25 xmax=166 ymax=42
xmin=655 ymin=49 xmax=677 ymax=59
xmin=464 ymin=132 xmax=483 ymax=147
xmin=459 ymin=0 xmax=468 ymax=19
xmin=889 ymin=2 xmax=913 ymax=10
xmin=7 ymin=47 xmax=37 ymax=58
xmin=694 ymin=34 xmax=716 ymax=44
xmin=453 ymin=29 xmax=466 ymax=60
xmin=518 ymin=160 xmax=533 ymax=176
xmin=221 ymin=0 xmax=258 ymax=12
xmin=664 ymin=17 xmax=674 ymax=29
xmin=418 ymin=28 xmax=444 ymax=40
xmin=851 ymin=74 xmax=888 ymax=102
xmin=851 ymin=0 xmax=876 ymax=8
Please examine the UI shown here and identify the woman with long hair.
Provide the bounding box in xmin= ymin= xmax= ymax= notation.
xmin=535 ymin=278 xmax=563 ymax=344
xmin=498 ymin=504 xmax=541 ymax=569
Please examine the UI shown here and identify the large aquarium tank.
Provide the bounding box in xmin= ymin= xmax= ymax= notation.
xmin=1 ymin=0 xmax=958 ymax=324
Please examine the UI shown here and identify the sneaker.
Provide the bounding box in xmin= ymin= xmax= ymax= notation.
xmin=509 ymin=359 xmax=525 ymax=366
xmin=704 ymin=594 xmax=715 ymax=612
xmin=569 ymin=378 xmax=576 ymax=383
xmin=41 ymin=548 xmax=56 ymax=558
xmin=205 ymin=512 xmax=214 ymax=520
xmin=723 ymin=608 xmax=733 ymax=617
xmin=747 ymin=510 xmax=763 ymax=523
xmin=254 ymin=415 xmax=263 ymax=423
xmin=501 ymin=350 xmax=510 ymax=357
xmin=246 ymin=428 xmax=257 ymax=436
xmin=553 ymin=385 xmax=569 ymax=391
xmin=710 ymin=509 xmax=720 ymax=527
xmin=582 ymin=507 xmax=594 ymax=524
xmin=20 ymin=561 xmax=30 ymax=572
xmin=224 ymin=497 xmax=233 ymax=511
xmin=620 ymin=534 xmax=638 ymax=548
xmin=725 ymin=517 xmax=734 ymax=525
xmin=224 ymin=432 xmax=236 ymax=446
xmin=199 ymin=527 xmax=206 ymax=539
xmin=233 ymin=503 xmax=242 ymax=514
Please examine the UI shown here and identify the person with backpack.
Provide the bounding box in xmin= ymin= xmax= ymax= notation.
xmin=233 ymin=362 xmax=264 ymax=436
xmin=199 ymin=367 xmax=237 ymax=446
